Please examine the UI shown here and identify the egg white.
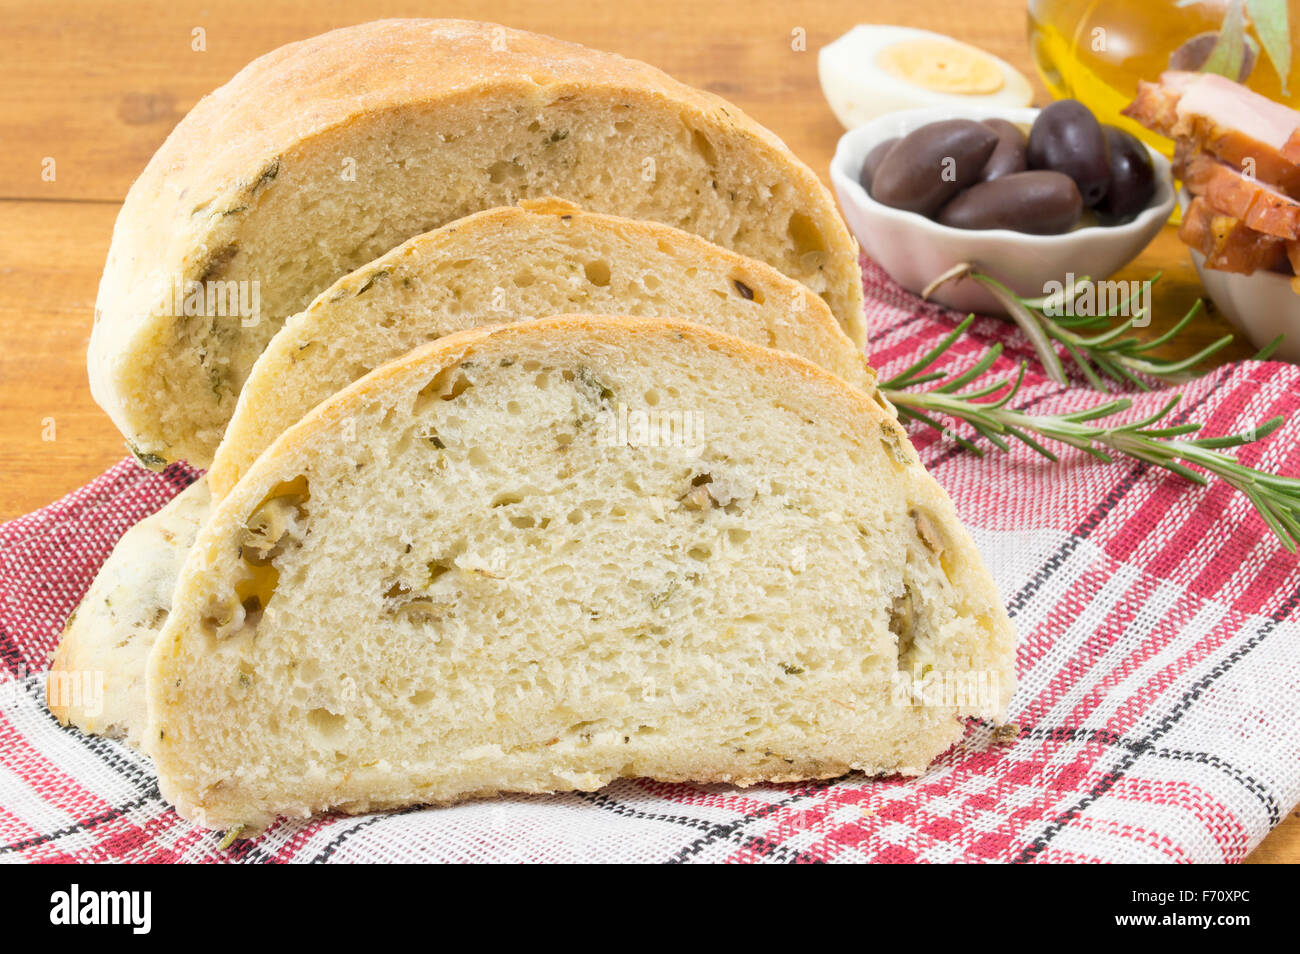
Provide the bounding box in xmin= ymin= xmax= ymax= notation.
xmin=819 ymin=25 xmax=1034 ymax=129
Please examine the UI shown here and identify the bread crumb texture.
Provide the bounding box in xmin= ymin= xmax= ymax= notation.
xmin=144 ymin=316 xmax=1013 ymax=830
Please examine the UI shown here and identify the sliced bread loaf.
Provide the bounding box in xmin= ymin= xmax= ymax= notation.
xmin=206 ymin=199 xmax=871 ymax=496
xmin=89 ymin=18 xmax=865 ymax=467
xmin=48 ymin=479 xmax=210 ymax=746
xmin=56 ymin=212 xmax=874 ymax=746
xmin=145 ymin=315 xmax=1015 ymax=830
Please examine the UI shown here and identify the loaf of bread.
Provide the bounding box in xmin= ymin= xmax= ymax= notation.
xmin=48 ymin=479 xmax=209 ymax=746
xmin=145 ymin=315 xmax=1015 ymax=830
xmin=206 ymin=199 xmax=872 ymax=497
xmin=88 ymin=19 xmax=865 ymax=467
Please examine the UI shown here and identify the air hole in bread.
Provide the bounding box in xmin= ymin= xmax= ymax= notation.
xmin=390 ymin=596 xmax=437 ymax=624
xmin=241 ymin=477 xmax=308 ymax=568
xmin=240 ymin=595 xmax=265 ymax=629
xmin=787 ymin=211 xmax=827 ymax=263
xmin=486 ymin=159 xmax=525 ymax=183
xmin=426 ymin=559 xmax=454 ymax=585
xmin=691 ymin=128 xmax=718 ymax=167
xmin=199 ymin=599 xmax=237 ymax=638
xmin=416 ymin=363 xmax=475 ymax=412
xmin=890 ymin=585 xmax=917 ymax=669
xmin=584 ymin=259 xmax=612 ymax=287
xmin=298 ymin=657 xmax=321 ymax=685
xmin=307 ymin=707 xmax=346 ymax=743
xmin=235 ymin=563 xmax=280 ymax=618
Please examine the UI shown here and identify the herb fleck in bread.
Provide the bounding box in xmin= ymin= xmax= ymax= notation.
xmin=48 ymin=479 xmax=209 ymax=746
xmin=89 ymin=19 xmax=865 ymax=467
xmin=207 ymin=199 xmax=871 ymax=497
xmin=145 ymin=316 xmax=1014 ymax=831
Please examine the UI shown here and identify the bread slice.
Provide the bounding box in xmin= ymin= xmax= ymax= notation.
xmin=144 ymin=315 xmax=1015 ymax=831
xmin=88 ymin=18 xmax=865 ymax=467
xmin=48 ymin=479 xmax=209 ymax=746
xmin=55 ymin=216 xmax=871 ymax=747
xmin=206 ymin=199 xmax=872 ymax=497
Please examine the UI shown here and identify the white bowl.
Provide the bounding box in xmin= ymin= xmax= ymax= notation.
xmin=829 ymin=105 xmax=1176 ymax=315
xmin=1178 ymin=189 xmax=1300 ymax=362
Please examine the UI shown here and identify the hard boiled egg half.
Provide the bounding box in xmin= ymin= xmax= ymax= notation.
xmin=820 ymin=25 xmax=1033 ymax=128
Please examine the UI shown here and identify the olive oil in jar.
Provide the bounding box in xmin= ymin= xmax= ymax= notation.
xmin=1027 ymin=0 xmax=1300 ymax=156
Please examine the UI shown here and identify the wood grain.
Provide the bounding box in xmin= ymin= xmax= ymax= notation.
xmin=0 ymin=0 xmax=1292 ymax=862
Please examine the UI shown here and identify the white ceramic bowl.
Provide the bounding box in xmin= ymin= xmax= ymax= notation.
xmin=829 ymin=105 xmax=1176 ymax=315
xmin=1178 ymin=189 xmax=1300 ymax=362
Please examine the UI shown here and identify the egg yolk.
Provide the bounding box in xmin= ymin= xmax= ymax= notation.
xmin=876 ymin=40 xmax=1005 ymax=95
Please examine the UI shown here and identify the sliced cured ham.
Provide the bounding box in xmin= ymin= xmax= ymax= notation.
xmin=1178 ymin=195 xmax=1287 ymax=274
xmin=1125 ymin=71 xmax=1300 ymax=196
xmin=1178 ymin=152 xmax=1300 ymax=239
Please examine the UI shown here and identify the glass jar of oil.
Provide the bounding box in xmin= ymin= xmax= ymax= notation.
xmin=1028 ymin=0 xmax=1300 ymax=157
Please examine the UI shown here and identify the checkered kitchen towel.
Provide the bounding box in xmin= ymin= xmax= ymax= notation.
xmin=3 ymin=259 xmax=1299 ymax=863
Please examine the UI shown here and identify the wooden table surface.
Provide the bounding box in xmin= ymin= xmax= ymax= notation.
xmin=1 ymin=0 xmax=1295 ymax=860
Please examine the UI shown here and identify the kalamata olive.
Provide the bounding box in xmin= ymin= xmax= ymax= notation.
xmin=859 ymin=137 xmax=899 ymax=192
xmin=936 ymin=170 xmax=1083 ymax=234
xmin=979 ymin=119 xmax=1028 ymax=182
xmin=1094 ymin=126 xmax=1156 ymax=223
xmin=870 ymin=119 xmax=999 ymax=216
xmin=1027 ymin=99 xmax=1111 ymax=207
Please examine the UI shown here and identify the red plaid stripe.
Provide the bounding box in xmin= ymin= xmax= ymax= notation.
xmin=3 ymin=259 xmax=1298 ymax=863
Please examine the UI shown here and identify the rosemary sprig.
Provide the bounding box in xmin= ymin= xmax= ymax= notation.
xmin=880 ymin=316 xmax=1300 ymax=551
xmin=922 ymin=264 xmax=1277 ymax=392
